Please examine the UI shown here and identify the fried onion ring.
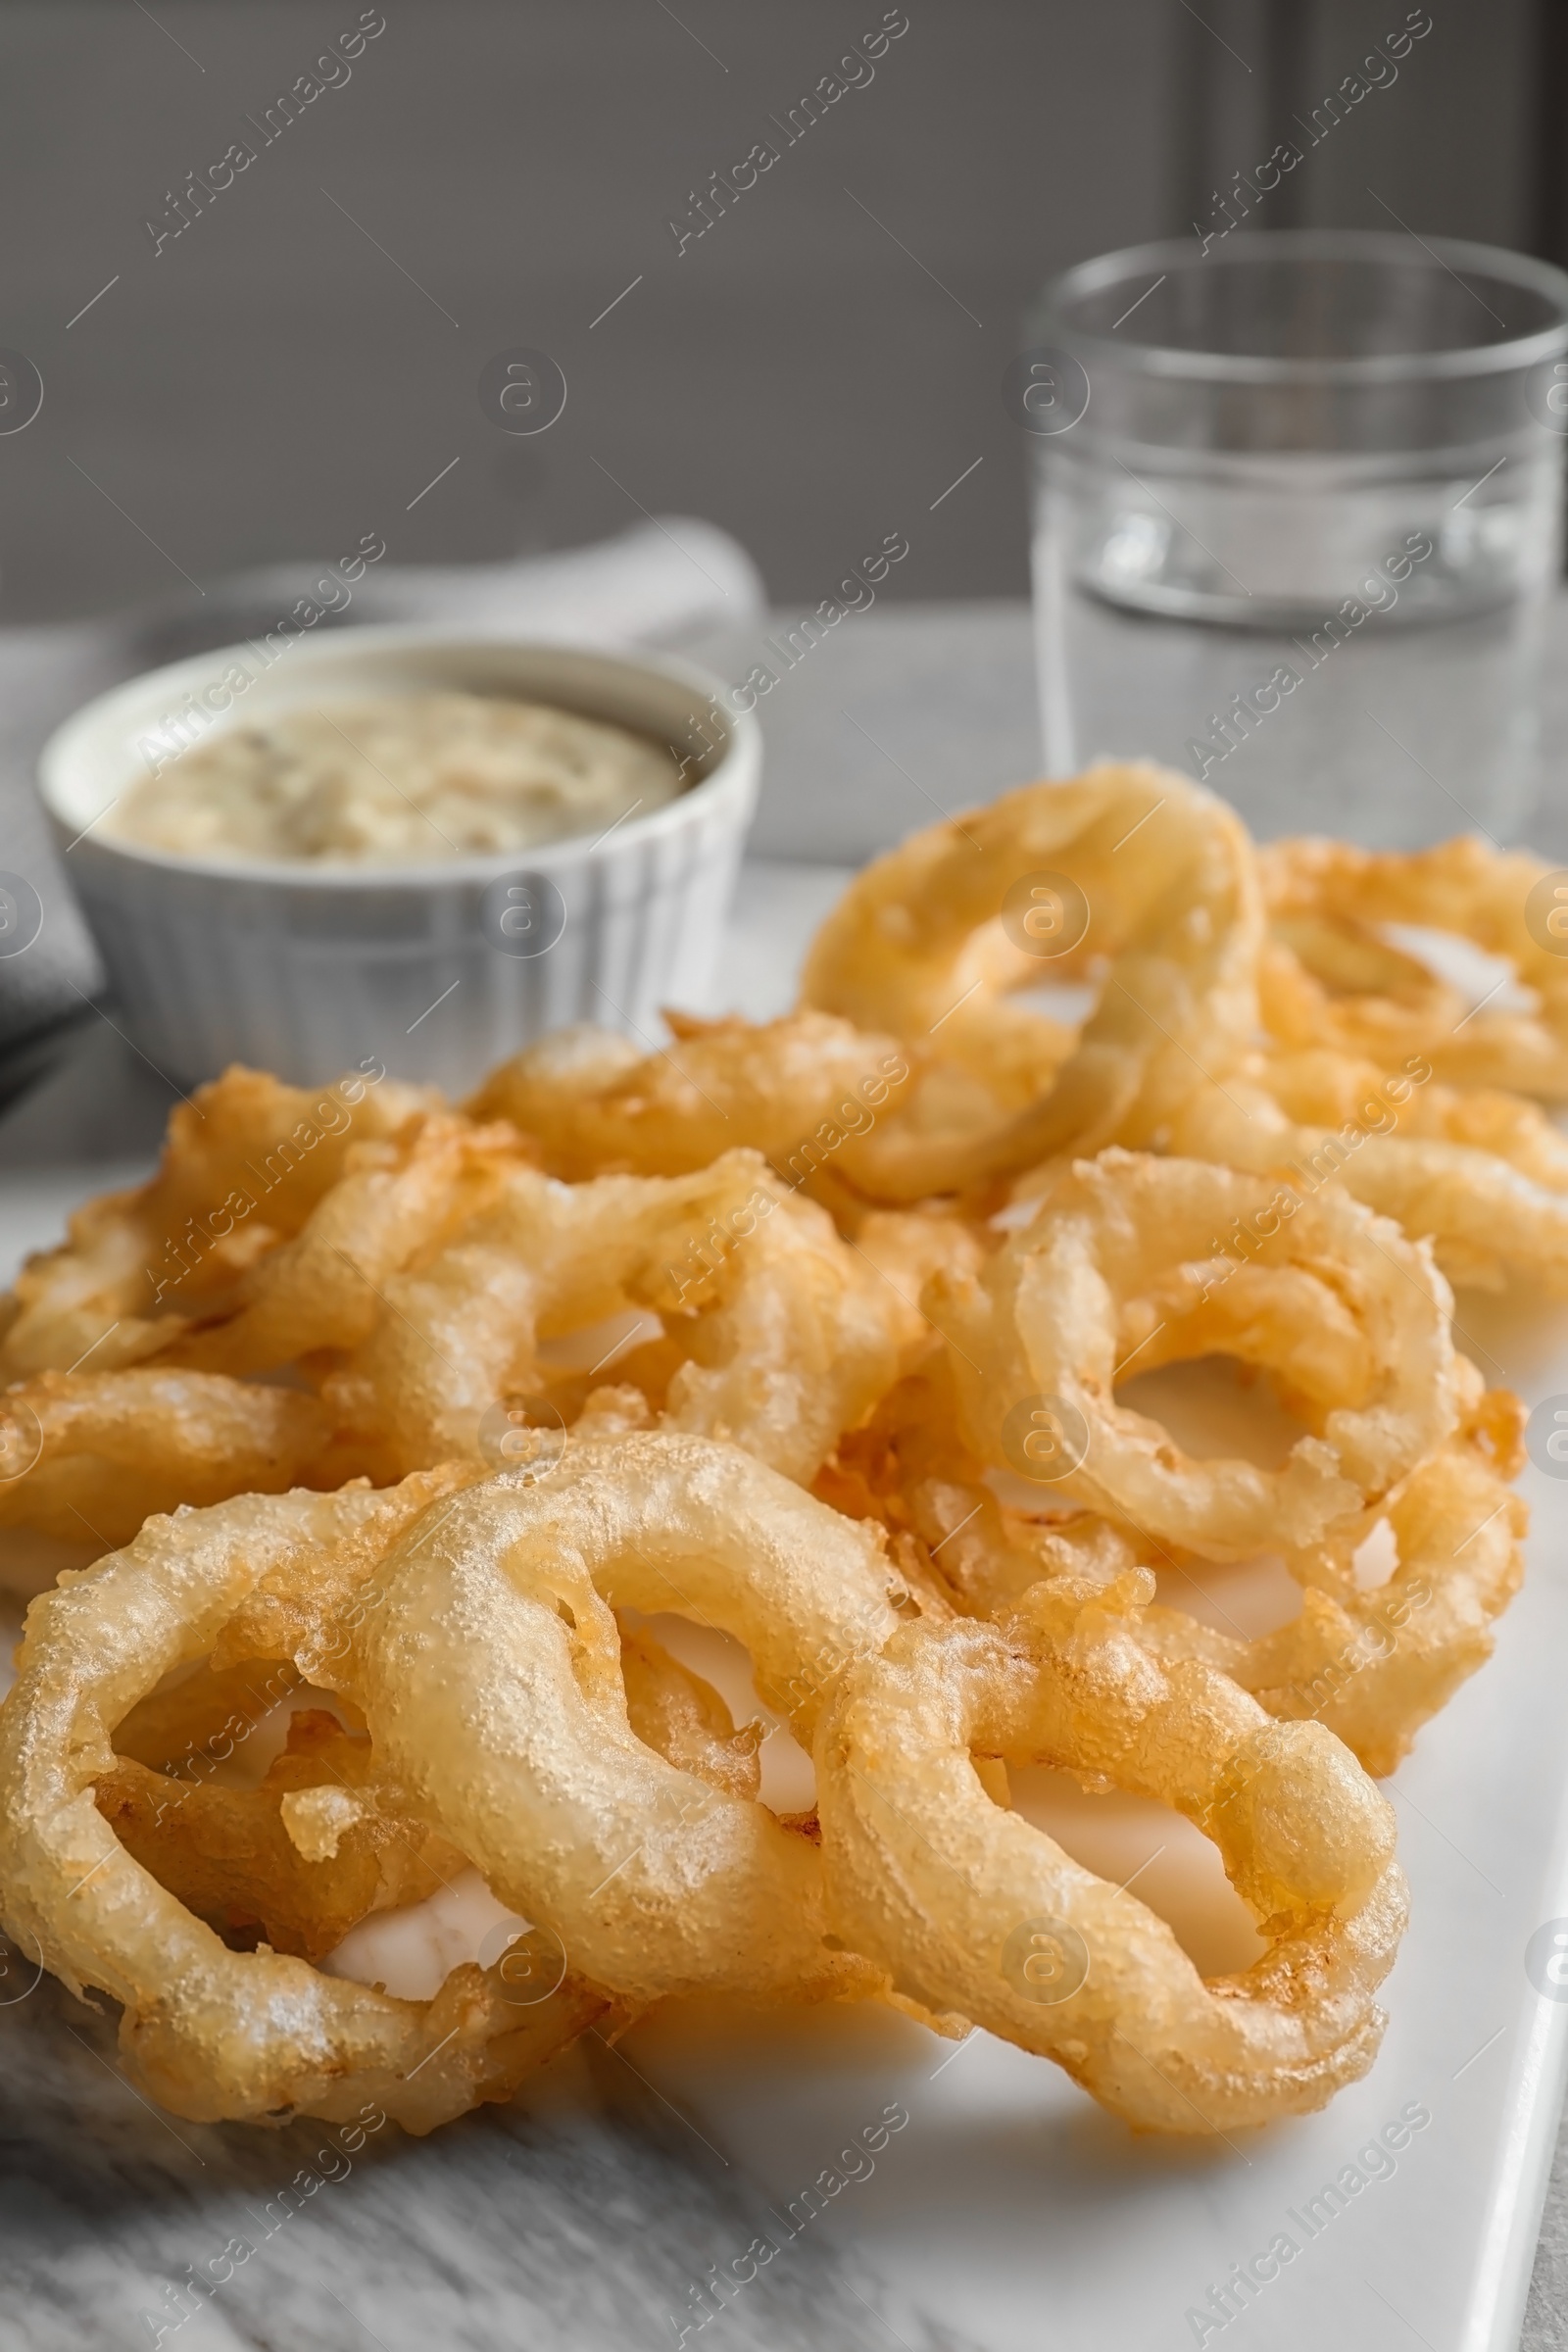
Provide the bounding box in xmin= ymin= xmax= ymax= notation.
xmin=820 ymin=1354 xmax=1523 ymax=1777
xmin=0 ymin=1481 xmax=609 ymax=2130
xmin=1142 ymin=1434 xmax=1527 ymax=1779
xmin=467 ymin=1010 xmax=911 ymax=1183
xmin=94 ymin=1707 xmax=468 ymax=1964
xmin=9 ymin=1140 xmax=905 ymax=1509
xmin=97 ymin=1631 xmax=761 ymax=1969
xmin=937 ymin=1151 xmax=1458 ymax=1559
xmin=164 ymin=1112 xmax=531 ymax=1378
xmin=1259 ymin=834 xmax=1568 ymax=1099
xmin=0 ymin=1369 xmax=330 ymax=1546
xmin=331 ymin=1434 xmax=906 ymax=2006
xmin=801 ymin=762 xmax=1262 ymax=1199
xmin=1165 ymin=1062 xmax=1568 ymax=1294
xmin=1257 ymin=1048 xmax=1568 ymax=1193
xmin=818 ymin=1360 xmax=1140 ymax=1620
xmin=0 ymin=1064 xmax=435 ymax=1380
xmin=816 ymin=1575 xmax=1406 ymax=2132
xmin=321 ymin=1152 xmax=902 ymax=1484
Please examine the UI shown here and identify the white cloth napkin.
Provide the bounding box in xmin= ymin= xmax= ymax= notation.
xmin=0 ymin=518 xmax=765 ymax=1054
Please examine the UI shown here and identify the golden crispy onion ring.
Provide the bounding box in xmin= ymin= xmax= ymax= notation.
xmin=0 ymin=1482 xmax=609 ymax=2130
xmin=0 ymin=1369 xmax=330 ymax=1546
xmin=819 ymin=1361 xmax=1152 ymax=1620
xmin=166 ymin=1111 xmax=531 ymax=1378
xmin=4 ymin=1165 xmax=941 ymax=1531
xmin=94 ymin=1706 xmax=469 ymax=1966
xmin=468 ymin=1009 xmax=912 ymax=1183
xmin=816 ymin=1575 xmax=1406 ymax=2132
xmin=322 ymin=1151 xmax=902 ymax=1484
xmin=937 ymin=1152 xmax=1458 ymax=1560
xmin=1257 ymin=1047 xmax=1568 ymax=1193
xmin=97 ymin=1630 xmax=762 ymax=1968
xmin=821 ymin=1356 xmax=1524 ymax=1777
xmin=954 ymin=1365 xmax=1522 ymax=1778
xmin=0 ymin=1064 xmax=434 ymax=1381
xmin=334 ymin=1434 xmax=907 ymax=2006
xmin=1259 ymin=834 xmax=1568 ymax=1099
xmin=800 ymin=761 xmax=1262 ymax=1199
xmin=1147 ymin=1431 xmax=1527 ymax=1779
xmin=1166 ymin=1061 xmax=1568 ymax=1294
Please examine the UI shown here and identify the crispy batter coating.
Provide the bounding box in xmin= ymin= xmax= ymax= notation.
xmin=98 ymin=1633 xmax=760 ymax=1965
xmin=802 ymin=761 xmax=1262 ymax=1198
xmin=1114 ymin=1363 xmax=1527 ymax=1775
xmin=0 ymin=1369 xmax=331 ymax=1545
xmin=1259 ymin=835 xmax=1568 ymax=1098
xmin=816 ymin=1578 xmax=1406 ymax=2132
xmin=936 ymin=1151 xmax=1458 ymax=1559
xmin=0 ymin=1483 xmax=611 ymax=2131
xmin=163 ymin=1112 xmax=533 ymax=1377
xmin=0 ymin=1064 xmax=435 ymax=1380
xmin=820 ymin=1357 xmax=1525 ymax=1780
xmin=95 ymin=1709 xmax=466 ymax=1963
xmin=333 ymin=1435 xmax=908 ymax=2007
xmin=318 ymin=1151 xmax=903 ymax=1485
xmin=468 ymin=1009 xmax=912 ymax=1183
xmin=0 ymin=1138 xmax=909 ymax=1538
xmin=1165 ymin=1058 xmax=1568 ymax=1294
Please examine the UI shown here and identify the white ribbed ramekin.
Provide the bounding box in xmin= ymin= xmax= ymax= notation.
xmin=38 ymin=629 xmax=760 ymax=1091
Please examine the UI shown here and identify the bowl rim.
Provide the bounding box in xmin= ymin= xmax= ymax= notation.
xmin=37 ymin=624 xmax=759 ymax=891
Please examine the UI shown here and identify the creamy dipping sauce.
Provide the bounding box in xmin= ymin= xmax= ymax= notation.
xmin=108 ymin=691 xmax=687 ymax=863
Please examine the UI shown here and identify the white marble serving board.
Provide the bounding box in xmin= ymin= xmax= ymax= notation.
xmin=3 ymin=858 xmax=1568 ymax=2352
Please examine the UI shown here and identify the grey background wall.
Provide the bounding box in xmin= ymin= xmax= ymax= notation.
xmin=0 ymin=0 xmax=1552 ymax=622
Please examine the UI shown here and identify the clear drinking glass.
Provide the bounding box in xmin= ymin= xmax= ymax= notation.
xmin=1023 ymin=231 xmax=1568 ymax=845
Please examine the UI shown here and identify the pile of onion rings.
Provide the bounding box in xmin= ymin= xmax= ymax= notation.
xmin=0 ymin=757 xmax=1547 ymax=2141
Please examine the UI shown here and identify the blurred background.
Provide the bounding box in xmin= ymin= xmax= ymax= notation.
xmin=0 ymin=0 xmax=1558 ymax=620
xmin=4 ymin=0 xmax=1566 ymax=1070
